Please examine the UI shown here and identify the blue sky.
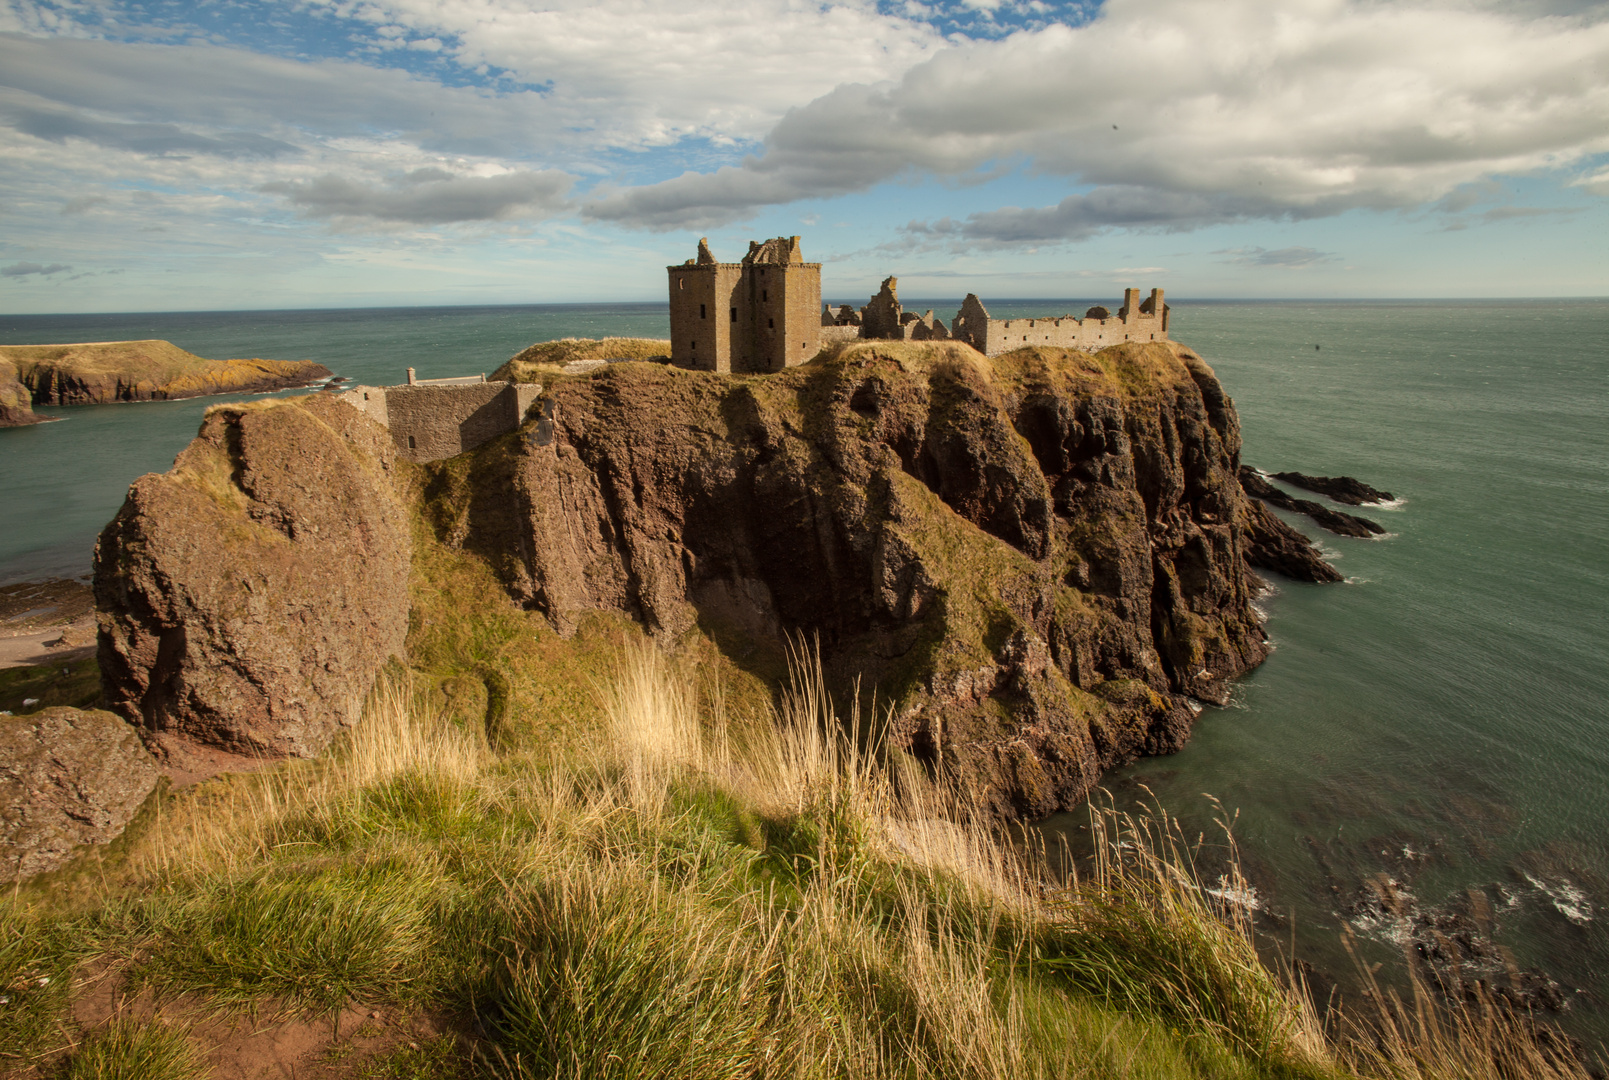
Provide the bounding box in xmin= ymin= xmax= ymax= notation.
xmin=1 ymin=0 xmax=1606 ymax=312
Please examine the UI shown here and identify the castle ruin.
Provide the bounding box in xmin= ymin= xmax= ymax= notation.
xmin=822 ymin=275 xmax=1169 ymax=357
xmin=667 ymin=237 xmax=821 ymax=373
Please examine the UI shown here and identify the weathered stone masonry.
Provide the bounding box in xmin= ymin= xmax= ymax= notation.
xmin=668 ymin=236 xmax=821 ymax=373
xmin=823 ymin=275 xmax=1171 ymax=357
xmin=339 ymin=372 xmax=541 ymax=463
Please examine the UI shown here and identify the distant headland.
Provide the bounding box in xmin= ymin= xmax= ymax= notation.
xmin=0 ymin=339 xmax=332 ymax=427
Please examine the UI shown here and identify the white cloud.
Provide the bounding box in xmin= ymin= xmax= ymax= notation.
xmin=1216 ymin=246 xmax=1339 ymax=268
xmin=262 ymin=168 xmax=572 ymax=225
xmin=304 ymin=0 xmax=946 ymax=147
xmin=584 ymin=0 xmax=1609 ymax=235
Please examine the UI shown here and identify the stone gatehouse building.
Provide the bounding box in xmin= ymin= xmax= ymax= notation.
xmin=667 ymin=237 xmax=821 ymax=373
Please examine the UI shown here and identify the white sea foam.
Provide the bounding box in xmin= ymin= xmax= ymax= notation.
xmin=1524 ymin=872 xmax=1595 ymax=925
xmin=1206 ymin=875 xmax=1262 ymax=911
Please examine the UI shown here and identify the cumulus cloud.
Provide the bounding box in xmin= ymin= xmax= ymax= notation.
xmin=262 ymin=169 xmax=572 ymax=224
xmin=584 ymin=0 xmax=1609 ymax=235
xmin=2 ymin=261 xmax=72 ymax=277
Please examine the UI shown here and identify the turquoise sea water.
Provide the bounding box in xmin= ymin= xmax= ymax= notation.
xmin=3 ymin=298 xmax=1606 ymax=1038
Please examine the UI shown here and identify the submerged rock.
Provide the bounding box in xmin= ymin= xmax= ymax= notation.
xmin=1239 ymin=467 xmax=1385 ymax=538
xmin=0 ymin=707 xmax=159 ymax=883
xmin=94 ymin=396 xmax=411 ymax=775
xmin=1272 ymin=470 xmax=1393 ymax=505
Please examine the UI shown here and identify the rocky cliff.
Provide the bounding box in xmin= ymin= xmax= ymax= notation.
xmin=94 ymin=337 xmax=1336 ymax=816
xmin=426 ymin=339 xmax=1315 ymax=818
xmin=0 ymin=358 xmax=44 ymax=427
xmin=95 ymin=396 xmax=411 ymax=777
xmin=1 ymin=340 xmax=331 ymax=406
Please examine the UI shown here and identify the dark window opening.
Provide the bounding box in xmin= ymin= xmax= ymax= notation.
xmin=407 ymin=435 xmax=416 ymax=449
xmin=768 ymin=318 xmax=774 ymax=329
xmin=762 ymin=289 xmax=768 ymax=301
xmin=691 ymin=340 xmax=697 ymax=349
xmin=730 ymin=308 xmax=737 ymax=322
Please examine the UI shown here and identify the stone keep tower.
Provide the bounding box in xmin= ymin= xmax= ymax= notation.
xmin=668 ymin=236 xmax=821 ymax=373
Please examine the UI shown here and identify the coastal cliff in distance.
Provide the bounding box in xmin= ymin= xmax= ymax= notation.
xmin=0 ymin=340 xmax=331 ymax=414
xmin=0 ymin=359 xmax=43 ymax=426
xmin=96 ymin=337 xmax=1337 ymax=817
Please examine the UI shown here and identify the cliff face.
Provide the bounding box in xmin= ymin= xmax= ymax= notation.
xmin=1 ymin=340 xmax=331 ymax=406
xmin=0 ymin=359 xmax=43 ymax=427
xmin=94 ymin=396 xmax=411 ymax=776
xmin=430 ymin=340 xmax=1275 ymax=818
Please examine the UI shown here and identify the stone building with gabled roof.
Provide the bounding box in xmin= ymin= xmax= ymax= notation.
xmin=667 ymin=236 xmax=822 ymax=373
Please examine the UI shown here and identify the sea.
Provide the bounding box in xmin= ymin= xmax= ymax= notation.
xmin=2 ymin=298 xmax=1606 ymax=1042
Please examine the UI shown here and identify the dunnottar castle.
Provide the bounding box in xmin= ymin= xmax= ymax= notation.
xmin=341 ymin=235 xmax=1170 ymax=461
xmin=669 ymin=235 xmax=1169 ymax=372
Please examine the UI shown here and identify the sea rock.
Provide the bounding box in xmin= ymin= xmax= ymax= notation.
xmin=431 ymin=339 xmax=1276 ymax=819
xmin=1272 ymin=470 xmax=1393 ymax=505
xmin=1239 ymin=499 xmax=1344 ymax=584
xmin=0 ymin=358 xmax=44 ymax=427
xmin=0 ymin=707 xmax=159 ymax=883
xmin=1239 ymin=467 xmax=1384 ymax=538
xmin=95 ymin=396 xmax=410 ymax=774
xmin=0 ymin=340 xmax=331 ymax=406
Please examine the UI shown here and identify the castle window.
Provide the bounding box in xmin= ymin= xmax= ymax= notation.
xmin=762 ymin=289 xmax=768 ymax=302
xmin=691 ymin=340 xmax=697 ymax=349
xmin=700 ymin=303 xmax=706 ymax=319
xmin=408 ymin=435 xmax=416 ymax=449
xmin=679 ymin=279 xmax=685 ymax=291
xmin=768 ymin=318 xmax=774 ymax=329
xmin=730 ymin=308 xmax=737 ymax=322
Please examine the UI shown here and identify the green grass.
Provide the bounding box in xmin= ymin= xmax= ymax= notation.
xmin=62 ymin=1017 xmax=203 ymax=1080
xmin=0 ymin=656 xmax=102 ymax=715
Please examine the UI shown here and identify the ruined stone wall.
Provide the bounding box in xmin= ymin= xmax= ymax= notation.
xmin=338 ymin=381 xmax=539 ymax=463
xmin=957 ymin=288 xmax=1170 ymax=357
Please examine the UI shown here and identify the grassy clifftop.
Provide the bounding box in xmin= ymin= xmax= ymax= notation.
xmin=0 ymin=339 xmax=331 ymax=405
xmin=492 ymin=336 xmax=671 ymax=384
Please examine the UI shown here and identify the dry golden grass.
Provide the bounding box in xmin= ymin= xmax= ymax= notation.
xmin=6 ymin=638 xmax=1595 ymax=1080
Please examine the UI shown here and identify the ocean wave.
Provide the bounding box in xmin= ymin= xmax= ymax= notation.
xmin=1523 ymin=872 xmax=1595 ymax=926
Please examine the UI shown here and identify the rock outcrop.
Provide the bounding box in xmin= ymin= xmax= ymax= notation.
xmin=1239 ymin=467 xmax=1384 ymax=538
xmin=1 ymin=340 xmax=331 ymax=406
xmin=430 ymin=339 xmax=1282 ymax=818
xmin=0 ymin=707 xmax=159 ymax=883
xmin=94 ymin=396 xmax=410 ymax=775
xmin=0 ymin=358 xmax=44 ymax=427
xmin=1271 ymin=471 xmax=1393 ymax=506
